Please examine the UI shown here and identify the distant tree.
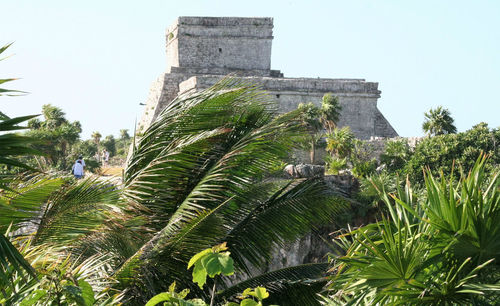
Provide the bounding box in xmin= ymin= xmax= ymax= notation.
xmin=380 ymin=139 xmax=412 ymax=172
xmin=320 ymin=93 xmax=342 ymax=132
xmin=91 ymin=131 xmax=102 ymax=161
xmin=326 ymin=127 xmax=355 ymax=159
xmin=41 ymin=104 xmax=66 ymax=129
xmin=102 ymin=135 xmax=116 ymax=156
xmin=297 ymin=93 xmax=341 ymax=163
xmin=26 ymin=104 xmax=81 ymax=169
xmin=119 ymin=129 xmax=130 ymax=140
xmin=297 ymin=102 xmax=322 ymax=163
xmin=422 ymin=106 xmax=457 ymax=136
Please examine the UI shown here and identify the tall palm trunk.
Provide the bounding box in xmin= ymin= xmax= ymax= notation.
xmin=310 ymin=139 xmax=315 ymax=164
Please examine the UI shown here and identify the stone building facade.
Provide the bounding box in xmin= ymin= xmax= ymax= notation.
xmin=138 ymin=16 xmax=397 ymax=139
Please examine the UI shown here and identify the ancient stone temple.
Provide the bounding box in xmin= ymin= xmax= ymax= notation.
xmin=138 ymin=17 xmax=397 ymax=139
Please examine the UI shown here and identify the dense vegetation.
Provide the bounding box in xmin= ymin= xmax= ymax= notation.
xmin=2 ymin=42 xmax=500 ymax=305
xmin=1 ymin=54 xmax=346 ymax=305
xmin=1 ymin=102 xmax=132 ymax=176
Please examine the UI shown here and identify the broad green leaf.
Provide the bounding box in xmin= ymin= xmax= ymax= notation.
xmin=242 ymin=288 xmax=253 ymax=296
xmin=192 ymin=261 xmax=208 ymax=288
xmin=204 ymin=254 xmax=222 ymax=277
xmin=252 ymin=287 xmax=269 ymax=300
xmin=240 ymin=299 xmax=259 ymax=306
xmin=188 ymin=248 xmax=212 ymax=269
xmin=145 ymin=292 xmax=173 ymax=306
xmin=78 ymin=280 xmax=95 ymax=306
xmin=218 ymin=253 xmax=234 ymax=276
xmin=178 ymin=288 xmax=190 ymax=299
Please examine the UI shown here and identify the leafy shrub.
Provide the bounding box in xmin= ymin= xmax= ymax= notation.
xmin=380 ymin=139 xmax=411 ymax=172
xmin=325 ymin=127 xmax=354 ymax=159
xmin=404 ymin=123 xmax=500 ymax=183
xmin=351 ymin=159 xmax=377 ymax=178
xmin=326 ymin=155 xmax=500 ymax=304
xmin=324 ymin=155 xmax=347 ymax=175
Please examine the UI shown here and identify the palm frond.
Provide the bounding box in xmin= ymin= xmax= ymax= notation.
xmin=33 ymin=176 xmax=121 ymax=246
xmin=114 ymin=79 xmax=344 ymax=303
xmin=0 ymin=232 xmax=36 ymax=297
xmin=224 ymin=178 xmax=349 ymax=274
xmin=217 ymin=262 xmax=328 ymax=304
xmin=0 ymin=176 xmax=63 ymax=233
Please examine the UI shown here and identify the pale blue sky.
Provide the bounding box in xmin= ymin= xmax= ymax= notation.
xmin=2 ymin=0 xmax=499 ymax=139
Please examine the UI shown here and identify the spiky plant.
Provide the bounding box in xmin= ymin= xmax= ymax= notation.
xmin=324 ymin=154 xmax=500 ymax=305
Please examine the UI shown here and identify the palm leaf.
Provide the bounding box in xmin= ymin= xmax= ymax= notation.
xmin=0 ymin=232 xmax=36 ymax=296
xmin=217 ymin=263 xmax=328 ymax=305
xmin=113 ymin=79 xmax=345 ymax=304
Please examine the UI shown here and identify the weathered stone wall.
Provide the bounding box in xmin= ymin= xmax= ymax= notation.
xmin=166 ymin=17 xmax=274 ymax=73
xmin=177 ymin=75 xmax=396 ymax=140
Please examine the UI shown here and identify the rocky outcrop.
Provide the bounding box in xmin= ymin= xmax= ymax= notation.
xmin=284 ymin=163 xmax=325 ymax=178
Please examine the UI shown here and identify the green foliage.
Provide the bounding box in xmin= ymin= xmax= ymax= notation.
xmin=324 ymin=156 xmax=347 ymax=175
xmin=145 ymin=282 xmax=206 ymax=306
xmin=2 ymin=78 xmax=344 ymax=305
xmin=422 ymin=105 xmax=457 ymax=136
xmin=188 ymin=243 xmax=234 ymax=289
xmin=115 ymin=79 xmax=344 ymax=303
xmin=147 ymin=250 xmax=275 ymax=306
xmin=320 ymin=93 xmax=341 ymax=132
xmin=351 ymin=158 xmax=377 ymax=178
xmin=234 ymin=287 xmax=270 ymax=306
xmin=325 ymin=155 xmax=500 ymax=304
xmin=404 ymin=122 xmax=500 ymax=183
xmin=325 ymin=127 xmax=354 ymax=159
xmin=119 ymin=129 xmax=130 ymax=140
xmin=91 ymin=131 xmax=102 ymax=144
xmin=296 ymin=93 xmax=341 ymax=163
xmin=0 ymin=42 xmax=25 ymax=97
xmin=102 ymin=135 xmax=116 ymax=156
xmin=219 ymin=263 xmax=328 ymax=305
xmin=380 ymin=138 xmax=411 ymax=172
xmin=25 ymin=104 xmax=82 ymax=170
xmin=1 ymin=242 xmax=111 ymax=305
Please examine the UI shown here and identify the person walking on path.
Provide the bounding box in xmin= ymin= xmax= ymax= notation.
xmin=72 ymin=160 xmax=84 ymax=179
xmin=78 ymin=155 xmax=86 ymax=168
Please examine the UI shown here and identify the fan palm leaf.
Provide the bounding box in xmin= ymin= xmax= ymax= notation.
xmin=326 ymin=154 xmax=500 ymax=304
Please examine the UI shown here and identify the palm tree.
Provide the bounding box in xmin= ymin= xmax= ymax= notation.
xmin=297 ymin=102 xmax=323 ymax=163
xmin=41 ymin=104 xmax=67 ymax=129
xmin=119 ymin=129 xmax=130 ymax=140
xmin=1 ymin=79 xmax=348 ymax=305
xmin=92 ymin=131 xmax=102 ymax=160
xmin=0 ymin=42 xmax=45 ymax=301
xmin=325 ymin=126 xmax=354 ymax=159
xmin=324 ymin=154 xmax=500 ymax=304
xmin=112 ymin=79 xmax=346 ymax=304
xmin=422 ymin=106 xmax=457 ymax=136
xmin=320 ymin=93 xmax=341 ymax=133
xmin=297 ymin=93 xmax=341 ymax=163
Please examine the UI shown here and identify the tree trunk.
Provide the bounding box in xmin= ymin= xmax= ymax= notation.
xmin=310 ymin=140 xmax=315 ymax=164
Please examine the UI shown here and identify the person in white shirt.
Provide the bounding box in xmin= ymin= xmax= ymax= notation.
xmin=72 ymin=160 xmax=84 ymax=179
